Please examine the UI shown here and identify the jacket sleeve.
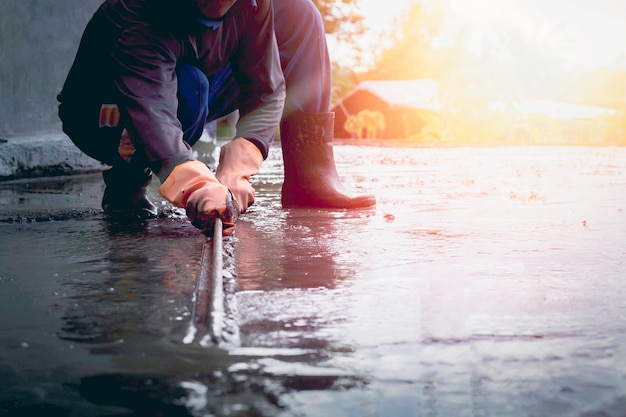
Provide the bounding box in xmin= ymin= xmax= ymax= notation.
xmin=231 ymin=0 xmax=286 ymax=159
xmin=111 ymin=24 xmax=194 ymax=180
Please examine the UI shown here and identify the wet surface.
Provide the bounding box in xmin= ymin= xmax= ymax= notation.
xmin=1 ymin=143 xmax=626 ymax=416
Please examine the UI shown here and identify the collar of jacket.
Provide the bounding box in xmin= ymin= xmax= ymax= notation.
xmin=197 ymin=0 xmax=257 ymax=29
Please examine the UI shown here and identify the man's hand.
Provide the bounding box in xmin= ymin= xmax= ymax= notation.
xmin=186 ymin=188 xmax=239 ymax=236
xmin=159 ymin=160 xmax=238 ymax=235
xmin=215 ymin=138 xmax=264 ymax=214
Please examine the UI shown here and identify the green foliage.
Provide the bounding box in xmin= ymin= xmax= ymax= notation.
xmin=410 ymin=109 xmax=445 ymax=142
xmin=330 ymin=62 xmax=359 ymax=108
xmin=344 ymin=110 xmax=386 ymax=139
xmin=312 ymin=0 xmax=364 ymax=40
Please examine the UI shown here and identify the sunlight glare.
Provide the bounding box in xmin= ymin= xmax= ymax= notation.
xmin=329 ymin=0 xmax=625 ymax=145
xmin=350 ymin=0 xmax=626 ymax=70
xmin=357 ymin=0 xmax=413 ymax=32
xmin=445 ymin=0 xmax=626 ymax=69
xmin=448 ymin=0 xmax=518 ymax=26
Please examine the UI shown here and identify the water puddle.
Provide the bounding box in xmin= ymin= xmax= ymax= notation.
xmin=1 ymin=144 xmax=626 ymax=416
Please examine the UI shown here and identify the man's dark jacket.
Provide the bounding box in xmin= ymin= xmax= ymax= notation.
xmin=59 ymin=0 xmax=285 ymax=179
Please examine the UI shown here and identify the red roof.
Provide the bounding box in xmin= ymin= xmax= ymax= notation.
xmin=343 ymin=79 xmax=443 ymax=111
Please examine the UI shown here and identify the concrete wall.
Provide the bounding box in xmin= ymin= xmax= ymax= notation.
xmin=0 ymin=0 xmax=102 ymax=138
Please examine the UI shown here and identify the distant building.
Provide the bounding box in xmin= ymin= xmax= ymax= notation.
xmin=499 ymin=99 xmax=620 ymax=145
xmin=332 ymin=79 xmax=621 ymax=144
xmin=331 ymin=79 xmax=442 ymax=139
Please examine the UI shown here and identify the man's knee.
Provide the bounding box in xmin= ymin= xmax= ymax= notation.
xmin=177 ymin=64 xmax=210 ymax=122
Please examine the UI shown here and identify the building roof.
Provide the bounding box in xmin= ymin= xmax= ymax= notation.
xmin=348 ymin=79 xmax=443 ymax=111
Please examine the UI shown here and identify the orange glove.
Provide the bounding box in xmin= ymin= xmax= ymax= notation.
xmin=99 ymin=104 xmax=121 ymax=127
xmin=215 ymin=138 xmax=264 ymax=214
xmin=98 ymin=104 xmax=135 ymax=162
xmin=159 ymin=160 xmax=237 ymax=236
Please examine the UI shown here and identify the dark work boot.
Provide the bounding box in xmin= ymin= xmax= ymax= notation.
xmin=280 ymin=112 xmax=376 ymax=209
xmin=101 ymin=165 xmax=158 ymax=219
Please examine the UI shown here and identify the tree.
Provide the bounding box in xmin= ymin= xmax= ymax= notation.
xmin=363 ymin=1 xmax=445 ymax=80
xmin=312 ymin=0 xmax=364 ymax=42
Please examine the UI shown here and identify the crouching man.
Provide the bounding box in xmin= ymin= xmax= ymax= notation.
xmin=58 ymin=0 xmax=285 ymax=235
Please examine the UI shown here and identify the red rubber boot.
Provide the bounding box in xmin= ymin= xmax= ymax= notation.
xmin=280 ymin=112 xmax=376 ymax=209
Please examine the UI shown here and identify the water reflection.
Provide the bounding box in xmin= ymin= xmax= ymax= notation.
xmin=234 ymin=210 xmax=346 ymax=291
xmin=2 ymin=145 xmax=626 ymax=416
xmin=55 ymin=215 xmax=204 ymax=349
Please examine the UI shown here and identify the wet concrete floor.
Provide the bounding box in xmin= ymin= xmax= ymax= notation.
xmin=1 ymin=143 xmax=625 ymax=416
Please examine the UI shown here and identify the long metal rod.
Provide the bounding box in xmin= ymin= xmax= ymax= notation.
xmin=185 ymin=218 xmax=224 ymax=345
xmin=208 ymin=218 xmax=224 ymax=343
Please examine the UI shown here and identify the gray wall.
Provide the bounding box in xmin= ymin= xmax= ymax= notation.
xmin=0 ymin=0 xmax=102 ymax=138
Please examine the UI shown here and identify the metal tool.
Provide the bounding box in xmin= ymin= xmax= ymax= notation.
xmin=184 ymin=218 xmax=225 ymax=346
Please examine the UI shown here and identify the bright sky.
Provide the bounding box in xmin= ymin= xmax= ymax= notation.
xmin=351 ymin=0 xmax=626 ymax=69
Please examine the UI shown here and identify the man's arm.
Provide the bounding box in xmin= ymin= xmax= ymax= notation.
xmin=112 ymin=23 xmax=194 ymax=180
xmin=231 ymin=0 xmax=286 ymax=159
